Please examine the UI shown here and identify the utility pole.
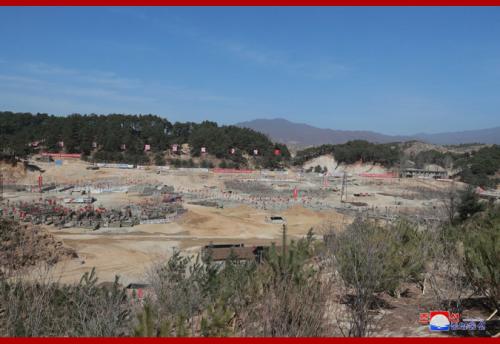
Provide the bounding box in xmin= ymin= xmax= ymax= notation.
xmin=0 ymin=170 xmax=3 ymax=204
xmin=282 ymin=223 xmax=287 ymax=268
xmin=341 ymin=172 xmax=347 ymax=203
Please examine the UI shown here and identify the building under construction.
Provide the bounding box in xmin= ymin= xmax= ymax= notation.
xmin=201 ymin=243 xmax=281 ymax=264
xmin=1 ymin=194 xmax=186 ymax=230
xmin=401 ymin=168 xmax=448 ymax=179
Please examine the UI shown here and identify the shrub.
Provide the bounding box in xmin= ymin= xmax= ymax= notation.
xmin=461 ymin=207 xmax=500 ymax=312
xmin=0 ymin=268 xmax=131 ymax=337
xmin=154 ymin=153 xmax=166 ymax=166
xmin=457 ymin=186 xmax=485 ymax=222
xmin=328 ymin=218 xmax=427 ymax=336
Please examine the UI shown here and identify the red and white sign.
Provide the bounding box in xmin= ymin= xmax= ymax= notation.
xmin=172 ymin=144 xmax=178 ymax=152
xmin=201 ymin=147 xmax=207 ymax=153
xmin=144 ymin=144 xmax=151 ymax=151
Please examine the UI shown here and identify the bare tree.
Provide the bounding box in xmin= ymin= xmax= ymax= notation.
xmin=425 ymin=223 xmax=472 ymax=314
xmin=0 ymin=264 xmax=59 ymax=336
xmin=439 ymin=183 xmax=460 ymax=224
xmin=143 ymin=250 xmax=210 ymax=336
xmin=66 ymin=268 xmax=130 ymax=336
xmin=326 ymin=216 xmax=427 ymax=336
xmin=240 ymin=271 xmax=331 ymax=337
xmin=0 ymin=266 xmax=131 ymax=337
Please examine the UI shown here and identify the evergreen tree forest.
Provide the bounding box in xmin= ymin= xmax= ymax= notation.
xmin=0 ymin=112 xmax=290 ymax=169
xmin=293 ymin=140 xmax=401 ymax=167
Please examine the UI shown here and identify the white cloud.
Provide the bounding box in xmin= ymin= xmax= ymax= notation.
xmin=0 ymin=60 xmax=241 ymax=115
xmin=23 ymin=62 xmax=142 ymax=90
xmin=109 ymin=9 xmax=349 ymax=80
xmin=209 ymin=39 xmax=347 ymax=80
xmin=146 ymin=18 xmax=349 ymax=80
xmin=24 ymin=62 xmax=79 ymax=76
xmin=0 ymin=74 xmax=49 ymax=86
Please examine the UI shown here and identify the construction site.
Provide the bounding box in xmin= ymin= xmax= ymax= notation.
xmin=1 ymin=152 xmax=483 ymax=285
xmin=3 ymin=7 xmax=500 ymax=336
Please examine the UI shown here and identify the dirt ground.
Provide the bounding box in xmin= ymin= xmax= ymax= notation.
xmin=2 ymin=158 xmax=460 ymax=285
xmin=3 ymin=158 xmax=498 ymax=337
xmin=44 ymin=202 xmax=345 ymax=284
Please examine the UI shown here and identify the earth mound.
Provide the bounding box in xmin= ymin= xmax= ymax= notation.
xmin=0 ymin=219 xmax=78 ymax=276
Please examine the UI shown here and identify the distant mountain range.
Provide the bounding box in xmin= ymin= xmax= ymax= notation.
xmin=236 ymin=118 xmax=500 ymax=147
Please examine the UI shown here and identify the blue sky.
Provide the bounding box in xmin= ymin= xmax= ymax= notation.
xmin=0 ymin=7 xmax=499 ymax=135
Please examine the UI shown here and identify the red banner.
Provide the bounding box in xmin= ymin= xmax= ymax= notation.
xmin=41 ymin=153 xmax=82 ymax=158
xmin=212 ymin=168 xmax=255 ymax=174
xmin=359 ymin=172 xmax=397 ymax=178
xmin=38 ymin=175 xmax=43 ymax=192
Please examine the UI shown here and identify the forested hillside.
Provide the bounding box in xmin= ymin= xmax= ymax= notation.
xmin=2 ymin=112 xmax=498 ymax=186
xmin=293 ymin=140 xmax=500 ymax=187
xmin=293 ymin=140 xmax=401 ymax=167
xmin=456 ymin=146 xmax=500 ymax=187
xmin=0 ymin=112 xmax=290 ymax=168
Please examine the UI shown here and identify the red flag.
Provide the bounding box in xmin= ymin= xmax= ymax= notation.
xmin=274 ymin=149 xmax=281 ymax=156
xmin=293 ymin=187 xmax=298 ymax=200
xmin=38 ymin=175 xmax=43 ymax=193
